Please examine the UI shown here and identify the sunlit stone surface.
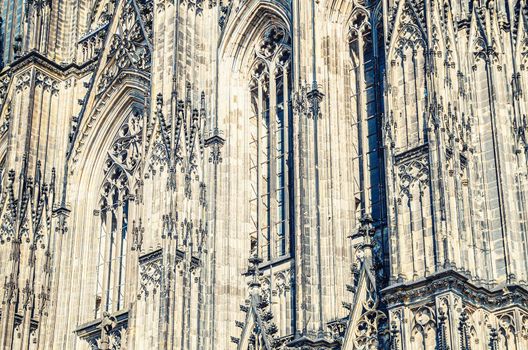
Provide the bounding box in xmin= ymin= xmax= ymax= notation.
xmin=0 ymin=0 xmax=527 ymax=349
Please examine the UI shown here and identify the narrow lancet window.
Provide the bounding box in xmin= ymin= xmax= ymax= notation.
xmin=248 ymin=26 xmax=292 ymax=261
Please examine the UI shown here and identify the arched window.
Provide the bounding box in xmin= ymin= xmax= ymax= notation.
xmin=95 ymin=108 xmax=142 ymax=317
xmin=348 ymin=11 xmax=386 ymax=225
xmin=248 ymin=25 xmax=292 ymax=261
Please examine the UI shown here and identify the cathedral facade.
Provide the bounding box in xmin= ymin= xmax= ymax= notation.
xmin=0 ymin=0 xmax=527 ymax=349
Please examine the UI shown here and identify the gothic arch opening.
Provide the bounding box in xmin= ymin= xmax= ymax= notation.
xmin=247 ymin=24 xmax=293 ymax=261
xmin=67 ymin=85 xmax=146 ymax=347
xmin=219 ymin=2 xmax=293 ymax=263
xmin=217 ymin=2 xmax=295 ymax=342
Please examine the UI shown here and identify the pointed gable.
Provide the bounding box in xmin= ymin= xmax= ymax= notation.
xmin=342 ymin=264 xmax=389 ymax=350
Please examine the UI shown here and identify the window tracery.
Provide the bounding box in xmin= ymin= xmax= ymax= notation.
xmin=248 ymin=25 xmax=292 ymax=261
xmin=410 ymin=306 xmax=437 ymax=350
xmin=95 ymin=107 xmax=143 ymax=318
xmin=348 ymin=8 xmax=386 ymax=226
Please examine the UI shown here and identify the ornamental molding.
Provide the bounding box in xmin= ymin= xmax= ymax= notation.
xmin=0 ymin=74 xmax=12 ymax=108
xmin=15 ymin=71 xmax=33 ymax=92
xmin=148 ymin=85 xmax=209 ymax=196
xmin=96 ymin=0 xmax=151 ymax=97
xmin=204 ymin=128 xmax=225 ymax=165
xmin=0 ymin=100 xmax=11 ymax=135
xmin=386 ymin=0 xmax=427 ymax=56
xmin=34 ymin=71 xmax=60 ymax=94
xmin=70 ymin=71 xmax=149 ymax=167
xmin=253 ymin=25 xmax=291 ymax=65
xmin=341 ymin=264 xmax=390 ymax=349
xmin=219 ymin=0 xmax=292 ymax=60
xmin=2 ymin=50 xmax=97 ymax=80
xmin=393 ymin=143 xmax=429 ymax=164
xmin=68 ymin=0 xmax=153 ymax=163
xmin=293 ymin=82 xmax=325 ymax=119
xmin=232 ymin=257 xmax=281 ymax=350
xmin=0 ymin=161 xmax=56 ymax=251
xmin=382 ymin=270 xmax=528 ymax=312
xmin=11 ymin=68 xmax=63 ymax=95
xmin=104 ymin=107 xmax=143 ymax=177
xmin=397 ymin=155 xmax=429 ymax=198
xmin=75 ymin=310 xmax=129 ymax=350
xmin=138 ymin=248 xmax=163 ymax=297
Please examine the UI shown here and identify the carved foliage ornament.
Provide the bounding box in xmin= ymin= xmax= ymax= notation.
xmin=135 ymin=0 xmax=154 ymax=43
xmin=0 ymin=162 xmax=55 ymax=248
xmin=150 ymin=85 xmax=209 ymax=198
xmin=89 ymin=1 xmax=114 ymax=31
xmin=233 ymin=257 xmax=280 ymax=349
xmin=15 ymin=72 xmax=32 ymax=92
xmin=35 ymin=72 xmax=59 ymax=94
xmin=0 ymin=171 xmax=16 ymax=243
xmin=0 ymin=75 xmax=11 ymax=107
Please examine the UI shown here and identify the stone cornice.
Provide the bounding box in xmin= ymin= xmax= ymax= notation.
xmin=394 ymin=143 xmax=429 ymax=164
xmin=138 ymin=248 xmax=162 ymax=264
xmin=382 ymin=269 xmax=528 ymax=311
xmin=74 ymin=309 xmax=129 ymax=339
xmin=1 ymin=51 xmax=97 ymax=81
xmin=286 ymin=334 xmax=341 ymax=349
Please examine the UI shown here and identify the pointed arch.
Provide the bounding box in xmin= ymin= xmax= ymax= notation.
xmin=341 ymin=265 xmax=388 ymax=350
xmin=217 ymin=0 xmax=294 ymax=262
xmin=219 ymin=0 xmax=291 ymax=72
xmin=387 ymin=0 xmax=427 ymax=61
xmin=70 ymin=0 xmax=151 ymax=164
xmin=66 ymin=79 xmax=147 ymax=329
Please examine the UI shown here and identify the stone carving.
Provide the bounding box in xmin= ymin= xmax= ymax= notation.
xmin=410 ymin=306 xmax=436 ymax=344
xmin=138 ymin=249 xmax=163 ymax=297
xmin=254 ymin=26 xmax=290 ymax=61
xmin=293 ymin=82 xmax=325 ymax=119
xmin=176 ymin=85 xmax=206 ymax=176
xmin=351 ymin=277 xmax=388 ymax=349
xmin=97 ymin=0 xmax=151 ymax=95
xmin=1 ymin=1 xmax=528 ymax=349
xmin=151 ymin=85 xmax=207 ymax=173
xmin=0 ymin=100 xmax=11 ymax=135
xmin=0 ymin=75 xmax=11 ymax=107
xmin=397 ymin=156 xmax=429 ymax=198
xmin=205 ymin=128 xmax=225 ymax=165
xmin=105 ymin=108 xmax=143 ymax=175
xmin=15 ymin=72 xmax=32 ymax=92
xmin=100 ymin=108 xmax=143 ymax=211
xmin=181 ymin=0 xmax=204 ymax=13
xmin=35 ymin=71 xmax=59 ymax=94
xmin=233 ymin=256 xmax=280 ymax=350
xmin=135 ymin=0 xmax=154 ymax=43
xmin=0 ymin=170 xmax=16 ymax=243
xmin=344 ymin=217 xmax=389 ymax=350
